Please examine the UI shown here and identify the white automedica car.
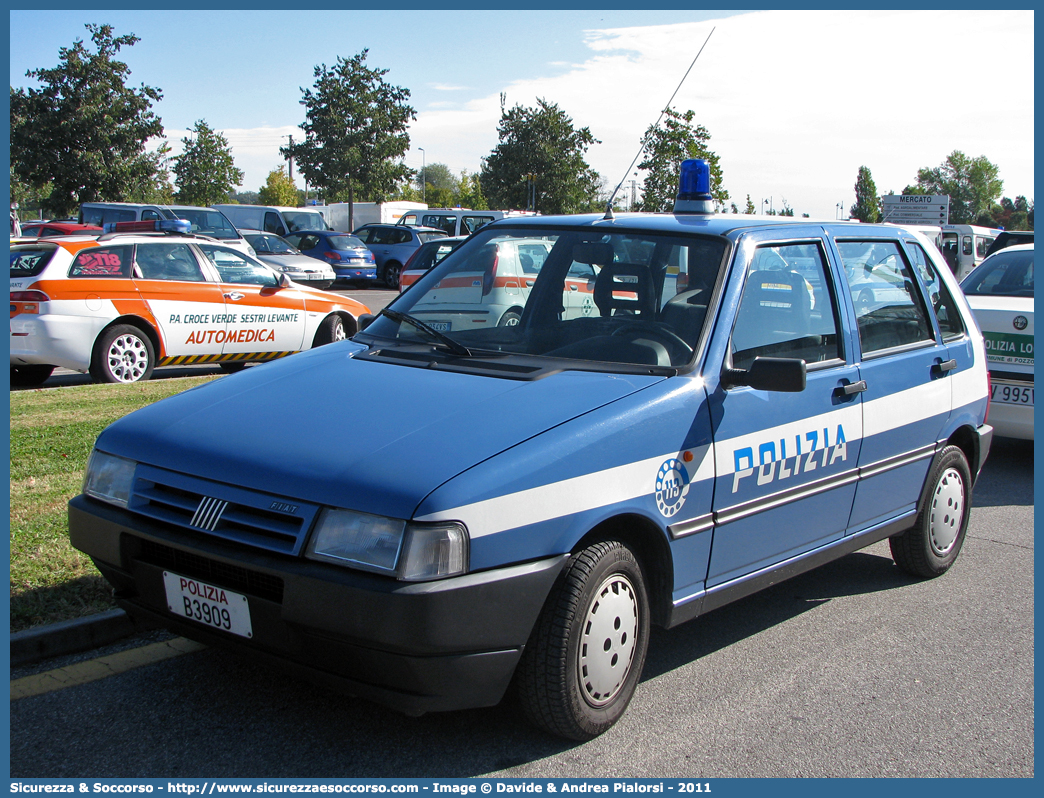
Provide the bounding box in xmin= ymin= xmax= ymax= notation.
xmin=240 ymin=230 xmax=336 ymax=290
xmin=10 ymin=220 xmax=369 ymax=386
xmin=960 ymin=243 xmax=1034 ymax=439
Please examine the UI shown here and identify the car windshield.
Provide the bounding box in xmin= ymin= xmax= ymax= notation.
xmin=10 ymin=244 xmax=58 ymax=277
xmin=362 ymin=226 xmax=728 ymax=371
xmin=283 ymin=211 xmax=329 ymax=232
xmin=265 ymin=235 xmax=298 ymax=255
xmin=327 ymin=235 xmax=365 ymax=250
xmin=962 ymin=249 xmax=1034 ymax=297
xmin=171 ymin=210 xmax=239 ymax=240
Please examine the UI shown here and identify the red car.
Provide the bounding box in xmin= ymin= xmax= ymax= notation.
xmin=20 ymin=221 xmax=103 ymax=237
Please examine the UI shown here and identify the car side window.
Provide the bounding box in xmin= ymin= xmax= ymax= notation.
xmin=263 ymin=213 xmax=284 ymax=235
xmin=905 ymin=241 xmax=965 ymax=340
xmin=134 ymin=243 xmax=206 ymax=282
xmin=354 ymin=228 xmax=373 ymax=244
xmin=463 ymin=216 xmax=494 ymax=235
xmin=141 ymin=210 xmax=162 ymax=222
xmin=837 ymin=240 xmax=933 ymax=355
xmin=198 ymin=245 xmax=278 ymax=286
xmin=730 ymin=242 xmax=841 ymax=371
xmin=68 ymin=245 xmax=135 ymax=278
xmin=395 ymin=229 xmax=414 ymax=245
xmin=292 ymin=234 xmax=319 ymax=252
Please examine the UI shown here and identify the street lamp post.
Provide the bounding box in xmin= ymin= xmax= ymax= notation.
xmin=418 ymin=148 xmax=425 ymax=204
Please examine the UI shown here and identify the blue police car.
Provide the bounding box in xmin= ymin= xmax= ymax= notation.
xmin=70 ymin=161 xmax=992 ymax=740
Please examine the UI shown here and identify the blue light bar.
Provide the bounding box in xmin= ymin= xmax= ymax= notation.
xmin=674 ymin=159 xmax=715 ymax=215
xmin=102 ymin=219 xmax=192 ymax=234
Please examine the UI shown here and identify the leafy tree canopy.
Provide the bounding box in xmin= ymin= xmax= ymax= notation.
xmin=636 ymin=108 xmax=728 ymax=212
xmin=283 ymin=49 xmax=415 ymax=207
xmin=10 ymin=23 xmax=164 ymax=217
xmin=417 ymin=162 xmax=458 ymax=196
xmin=851 ymin=165 xmax=881 ymax=223
xmin=480 ymin=98 xmax=601 ymax=214
xmin=909 ymin=150 xmax=1003 ymax=225
xmin=173 ymin=120 xmax=243 ymax=206
xmin=258 ymin=165 xmax=299 ymax=207
xmin=458 ymin=170 xmax=488 ymax=211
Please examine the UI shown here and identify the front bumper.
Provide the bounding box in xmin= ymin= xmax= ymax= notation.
xmin=68 ymin=494 xmax=568 ymax=714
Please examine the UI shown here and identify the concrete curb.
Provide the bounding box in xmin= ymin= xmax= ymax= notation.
xmin=10 ymin=608 xmax=157 ymax=667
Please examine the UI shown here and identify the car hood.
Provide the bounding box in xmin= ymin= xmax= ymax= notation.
xmin=256 ymin=253 xmax=331 ymax=271
xmin=95 ymin=342 xmax=663 ymax=519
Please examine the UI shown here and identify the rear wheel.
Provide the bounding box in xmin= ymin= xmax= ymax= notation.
xmin=384 ymin=261 xmax=403 ymax=289
xmin=517 ymin=540 xmax=650 ymax=740
xmin=218 ymin=362 xmax=247 ymax=374
xmin=10 ymin=364 xmax=54 ymax=387
xmin=890 ymin=445 xmax=971 ymax=578
xmin=89 ymin=325 xmax=155 ymax=384
xmin=498 ymin=310 xmax=522 ymax=327
xmin=313 ymin=314 xmax=347 ymax=347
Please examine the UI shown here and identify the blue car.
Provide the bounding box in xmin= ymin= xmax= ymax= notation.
xmin=69 ymin=160 xmax=992 ymax=741
xmin=283 ymin=230 xmax=376 ymax=282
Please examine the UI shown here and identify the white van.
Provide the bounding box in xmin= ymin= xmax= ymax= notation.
xmin=78 ymin=203 xmax=255 ymax=258
xmin=213 ymin=204 xmax=331 ymax=237
xmin=937 ymin=224 xmax=1001 ymax=281
xmin=396 ymin=209 xmax=532 ymax=237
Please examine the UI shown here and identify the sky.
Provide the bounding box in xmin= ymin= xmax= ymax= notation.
xmin=8 ymin=8 xmax=1036 ymax=220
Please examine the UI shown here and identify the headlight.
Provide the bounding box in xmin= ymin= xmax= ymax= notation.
xmin=83 ymin=449 xmax=136 ymax=508
xmin=305 ymin=509 xmax=468 ymax=581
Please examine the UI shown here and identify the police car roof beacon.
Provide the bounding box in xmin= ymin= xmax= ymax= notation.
xmin=673 ymin=159 xmax=716 ymax=215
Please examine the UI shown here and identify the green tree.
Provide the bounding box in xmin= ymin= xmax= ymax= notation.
xmin=458 ymin=170 xmax=488 ymax=210
xmin=480 ymin=98 xmax=601 ymax=214
xmin=417 ymin=162 xmax=458 ymax=203
xmin=635 ymin=108 xmax=728 ymax=212
xmin=912 ymin=150 xmax=1003 ymax=224
xmin=258 ymin=165 xmax=299 ymax=206
xmin=744 ymin=195 xmax=756 ymax=214
xmin=9 ymin=23 xmax=164 ymax=217
xmin=172 ymin=120 xmax=243 ymax=206
xmin=850 ymin=165 xmax=881 ymax=222
xmin=284 ymin=50 xmax=415 ymax=228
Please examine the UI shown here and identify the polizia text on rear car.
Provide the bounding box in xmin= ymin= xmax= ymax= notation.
xmin=70 ymin=161 xmax=992 ymax=740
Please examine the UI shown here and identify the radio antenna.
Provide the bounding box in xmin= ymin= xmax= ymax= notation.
xmin=603 ymin=26 xmax=716 ymax=220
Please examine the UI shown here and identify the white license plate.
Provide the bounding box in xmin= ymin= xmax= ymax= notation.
xmin=428 ymin=321 xmax=451 ymax=332
xmin=991 ymin=382 xmax=1034 ymax=406
xmin=163 ymin=571 xmax=253 ymax=638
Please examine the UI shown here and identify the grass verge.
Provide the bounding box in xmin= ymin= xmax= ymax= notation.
xmin=10 ymin=376 xmax=219 ymax=632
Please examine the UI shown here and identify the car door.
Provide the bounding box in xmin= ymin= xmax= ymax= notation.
xmin=131 ymin=241 xmax=229 ymax=361
xmin=833 ymin=237 xmax=954 ymax=533
xmin=195 ymin=244 xmax=307 ymax=356
xmin=706 ymin=235 xmax=864 ymax=588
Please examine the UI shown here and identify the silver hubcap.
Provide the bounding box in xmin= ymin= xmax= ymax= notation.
xmin=929 ymin=467 xmax=964 ymax=555
xmin=332 ymin=320 xmax=346 ymax=341
xmin=578 ymin=573 xmax=639 ymax=707
xmin=107 ymin=333 xmax=149 ymax=382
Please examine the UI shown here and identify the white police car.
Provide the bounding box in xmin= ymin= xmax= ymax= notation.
xmin=69 ymin=161 xmax=992 ymax=740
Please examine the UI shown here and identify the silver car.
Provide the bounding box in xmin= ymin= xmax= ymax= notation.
xmin=241 ymin=230 xmax=336 ymax=290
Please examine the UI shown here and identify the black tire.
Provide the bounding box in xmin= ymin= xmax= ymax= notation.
xmin=10 ymin=364 xmax=54 ymax=387
xmin=498 ymin=310 xmax=522 ymax=327
xmin=218 ymin=362 xmax=247 ymax=374
xmin=313 ymin=314 xmax=347 ymax=347
xmin=89 ymin=325 xmax=155 ymax=384
xmin=889 ymin=445 xmax=972 ymax=578
xmin=517 ymin=540 xmax=650 ymax=740
xmin=384 ymin=261 xmax=403 ymax=289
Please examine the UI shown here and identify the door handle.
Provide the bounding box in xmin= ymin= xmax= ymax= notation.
xmin=837 ymin=380 xmax=867 ymax=396
xmin=223 ymin=292 xmax=244 ymax=301
xmin=933 ymin=359 xmax=957 ymax=375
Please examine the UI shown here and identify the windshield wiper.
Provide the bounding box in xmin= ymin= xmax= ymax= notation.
xmin=379 ymin=308 xmax=473 ymax=357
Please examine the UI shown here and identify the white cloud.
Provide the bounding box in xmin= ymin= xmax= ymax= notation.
xmin=430 ymin=83 xmax=470 ymax=91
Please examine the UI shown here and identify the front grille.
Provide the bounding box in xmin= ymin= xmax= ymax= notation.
xmin=128 ymin=464 xmax=321 ymax=556
xmin=139 ymin=538 xmax=285 ymax=603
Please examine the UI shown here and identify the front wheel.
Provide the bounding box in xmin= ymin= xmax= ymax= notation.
xmin=889 ymin=445 xmax=972 ymax=578
xmin=313 ymin=314 xmax=347 ymax=347
xmin=498 ymin=310 xmax=522 ymax=327
xmin=383 ymin=261 xmax=403 ymax=289
xmin=517 ymin=540 xmax=650 ymax=740
xmin=89 ymin=325 xmax=155 ymax=384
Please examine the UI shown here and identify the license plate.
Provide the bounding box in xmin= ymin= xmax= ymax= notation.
xmin=991 ymin=382 xmax=1034 ymax=406
xmin=428 ymin=321 xmax=450 ymax=332
xmin=163 ymin=571 xmax=253 ymax=638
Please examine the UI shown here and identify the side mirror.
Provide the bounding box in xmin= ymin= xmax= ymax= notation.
xmin=358 ymin=313 xmax=376 ymax=331
xmin=277 ymin=272 xmax=292 ymax=289
xmin=721 ymin=356 xmax=806 ymax=392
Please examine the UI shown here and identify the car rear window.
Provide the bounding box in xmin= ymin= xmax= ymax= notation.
xmin=962 ymin=249 xmax=1034 ymax=297
xmin=327 ymin=235 xmax=365 ymax=250
xmin=10 ymin=244 xmax=58 ymax=277
xmin=418 ymin=231 xmax=449 ymax=243
xmin=68 ymin=245 xmax=134 ymax=278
